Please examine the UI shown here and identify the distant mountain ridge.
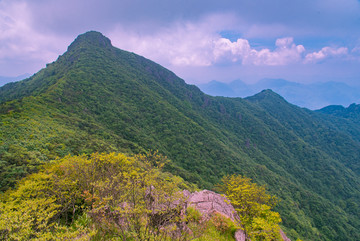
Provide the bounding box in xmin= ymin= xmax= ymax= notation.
xmin=319 ymin=103 xmax=360 ymax=119
xmin=318 ymin=103 xmax=360 ymax=130
xmin=1 ymin=31 xmax=360 ymax=240
xmin=198 ymin=79 xmax=360 ymax=109
xmin=0 ymin=74 xmax=31 ymax=87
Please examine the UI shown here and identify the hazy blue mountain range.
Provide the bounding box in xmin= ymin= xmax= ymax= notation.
xmin=198 ymin=79 xmax=360 ymax=110
xmin=1 ymin=31 xmax=360 ymax=240
xmin=0 ymin=74 xmax=31 ymax=87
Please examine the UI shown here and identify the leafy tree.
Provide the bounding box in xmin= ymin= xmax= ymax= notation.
xmin=217 ymin=174 xmax=281 ymax=240
xmin=0 ymin=152 xmax=198 ymax=240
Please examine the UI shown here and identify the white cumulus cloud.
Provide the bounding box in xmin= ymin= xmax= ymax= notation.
xmin=213 ymin=38 xmax=252 ymax=62
xmin=111 ymin=20 xmax=306 ymax=68
xmin=305 ymin=46 xmax=348 ymax=63
xmin=238 ymin=37 xmax=305 ymax=66
xmin=109 ymin=22 xmax=216 ymax=67
xmin=0 ymin=2 xmax=355 ymax=77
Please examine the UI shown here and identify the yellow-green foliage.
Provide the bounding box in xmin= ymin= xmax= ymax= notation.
xmin=0 ymin=152 xmax=283 ymax=241
xmin=0 ymin=151 xmax=195 ymax=240
xmin=217 ymin=174 xmax=282 ymax=240
xmin=191 ymin=212 xmax=237 ymax=241
xmin=186 ymin=206 xmax=202 ymax=223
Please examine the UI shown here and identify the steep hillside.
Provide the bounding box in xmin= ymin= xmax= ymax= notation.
xmin=246 ymin=90 xmax=360 ymax=174
xmin=1 ymin=31 xmax=360 ymax=240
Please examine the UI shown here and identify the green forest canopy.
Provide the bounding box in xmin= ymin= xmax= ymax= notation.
xmin=1 ymin=31 xmax=360 ymax=240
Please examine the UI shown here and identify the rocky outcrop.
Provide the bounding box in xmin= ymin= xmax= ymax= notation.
xmin=185 ymin=190 xmax=246 ymax=241
xmin=186 ymin=190 xmax=239 ymax=221
xmin=145 ymin=188 xmax=289 ymax=241
xmin=184 ymin=190 xmax=290 ymax=241
xmin=280 ymin=229 xmax=291 ymax=241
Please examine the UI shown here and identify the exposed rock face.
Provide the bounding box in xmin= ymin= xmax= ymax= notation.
xmin=234 ymin=230 xmax=247 ymax=241
xmin=184 ymin=190 xmax=290 ymax=241
xmin=280 ymin=229 xmax=292 ymax=241
xmin=146 ymin=189 xmax=289 ymax=241
xmin=185 ymin=190 xmax=246 ymax=241
xmin=186 ymin=189 xmax=239 ymax=221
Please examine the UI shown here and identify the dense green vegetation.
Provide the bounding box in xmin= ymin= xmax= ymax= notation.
xmin=1 ymin=31 xmax=360 ymax=240
xmin=0 ymin=152 xmax=230 ymax=240
xmin=318 ymin=103 xmax=360 ymax=123
xmin=317 ymin=103 xmax=360 ymax=146
xmin=2 ymin=152 xmax=280 ymax=240
xmin=217 ymin=175 xmax=281 ymax=240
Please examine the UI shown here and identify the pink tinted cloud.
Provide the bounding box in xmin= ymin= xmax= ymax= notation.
xmin=0 ymin=0 xmax=69 ymax=71
xmin=305 ymin=46 xmax=348 ymax=63
xmin=111 ymin=18 xmax=306 ymax=68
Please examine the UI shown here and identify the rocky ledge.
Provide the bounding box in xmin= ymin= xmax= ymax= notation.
xmin=185 ymin=190 xmax=290 ymax=241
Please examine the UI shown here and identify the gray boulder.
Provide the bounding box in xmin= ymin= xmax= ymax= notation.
xmin=186 ymin=190 xmax=246 ymax=241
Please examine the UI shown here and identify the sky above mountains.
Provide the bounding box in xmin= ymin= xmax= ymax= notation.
xmin=1 ymin=0 xmax=360 ymax=86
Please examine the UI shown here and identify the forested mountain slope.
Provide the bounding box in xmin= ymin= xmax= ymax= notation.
xmin=1 ymin=31 xmax=360 ymax=240
xmin=318 ymin=103 xmax=360 ymax=122
xmin=316 ymin=104 xmax=360 ymax=146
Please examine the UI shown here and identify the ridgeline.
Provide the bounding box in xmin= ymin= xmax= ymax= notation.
xmin=1 ymin=31 xmax=360 ymax=240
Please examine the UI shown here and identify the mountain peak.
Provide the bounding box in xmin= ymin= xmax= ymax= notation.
xmin=67 ymin=31 xmax=112 ymax=51
xmin=248 ymin=89 xmax=284 ymax=100
xmin=245 ymin=89 xmax=293 ymax=107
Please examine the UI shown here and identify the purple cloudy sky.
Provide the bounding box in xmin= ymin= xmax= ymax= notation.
xmin=1 ymin=0 xmax=360 ymax=85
